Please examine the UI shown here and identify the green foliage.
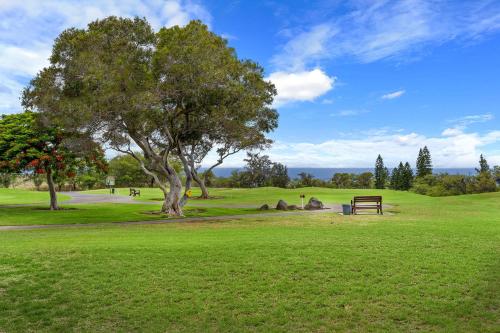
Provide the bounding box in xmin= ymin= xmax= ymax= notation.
xmin=0 ymin=172 xmax=14 ymax=188
xmin=331 ymin=173 xmax=353 ymax=189
xmin=31 ymin=173 xmax=44 ymax=190
xmin=233 ymin=153 xmax=290 ymax=188
xmin=356 ymin=172 xmax=374 ymax=188
xmin=416 ymin=146 xmax=432 ymax=177
xmin=412 ymin=172 xmax=497 ymax=196
xmin=474 ymin=171 xmax=497 ymax=193
xmin=374 ymin=154 xmax=389 ymax=189
xmin=0 ymin=112 xmax=105 ymax=178
xmin=297 ymin=172 xmax=315 ymax=187
xmin=26 ymin=17 xmax=278 ymax=214
xmin=493 ymin=166 xmax=500 ymax=183
xmin=390 ymin=162 xmax=414 ymax=191
xmin=477 ymin=154 xmax=490 ymax=174
xmin=108 ymin=154 xmax=151 ymax=188
xmin=270 ymin=163 xmax=290 ymax=188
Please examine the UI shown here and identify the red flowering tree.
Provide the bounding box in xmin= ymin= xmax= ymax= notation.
xmin=0 ymin=112 xmax=106 ymax=210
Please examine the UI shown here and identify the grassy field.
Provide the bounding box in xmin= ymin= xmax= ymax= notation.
xmin=0 ymin=188 xmax=278 ymax=226
xmin=0 ymin=188 xmax=70 ymax=205
xmin=85 ymin=186 xmax=428 ymax=206
xmin=0 ymin=188 xmax=499 ymax=331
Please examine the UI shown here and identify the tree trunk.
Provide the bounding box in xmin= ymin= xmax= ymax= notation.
xmin=160 ymin=173 xmax=183 ymax=216
xmin=192 ymin=170 xmax=209 ymax=199
xmin=46 ymin=168 xmax=59 ymax=211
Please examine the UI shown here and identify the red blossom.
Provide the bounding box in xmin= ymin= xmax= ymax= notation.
xmin=27 ymin=159 xmax=40 ymax=168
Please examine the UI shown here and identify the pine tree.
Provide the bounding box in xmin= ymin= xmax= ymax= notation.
xmin=416 ymin=146 xmax=432 ymax=177
xmin=374 ymin=154 xmax=388 ymax=189
xmin=476 ymin=154 xmax=490 ymax=174
xmin=401 ymin=162 xmax=414 ymax=190
xmin=390 ymin=162 xmax=404 ymax=190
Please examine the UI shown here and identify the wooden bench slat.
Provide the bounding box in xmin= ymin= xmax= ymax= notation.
xmin=351 ymin=195 xmax=383 ymax=215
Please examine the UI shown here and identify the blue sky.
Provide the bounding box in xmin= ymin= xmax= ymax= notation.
xmin=1 ymin=0 xmax=499 ymax=167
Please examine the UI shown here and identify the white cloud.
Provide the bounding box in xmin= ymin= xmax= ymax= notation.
xmin=381 ymin=90 xmax=405 ymax=100
xmin=273 ymin=1 xmax=500 ymax=66
xmin=441 ymin=127 xmax=463 ymax=137
xmin=202 ymin=128 xmax=500 ymax=168
xmin=266 ymin=69 xmax=335 ymax=105
xmin=0 ymin=74 xmax=23 ymax=111
xmin=0 ymin=0 xmax=211 ymax=114
xmin=272 ymin=24 xmax=337 ymax=71
xmin=331 ymin=109 xmax=369 ymax=117
xmin=0 ymin=44 xmax=51 ymax=77
xmin=451 ymin=113 xmax=494 ymax=126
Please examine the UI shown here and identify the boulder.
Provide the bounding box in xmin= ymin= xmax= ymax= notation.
xmin=287 ymin=204 xmax=299 ymax=210
xmin=259 ymin=204 xmax=270 ymax=211
xmin=304 ymin=197 xmax=324 ymax=210
xmin=276 ymin=200 xmax=288 ymax=211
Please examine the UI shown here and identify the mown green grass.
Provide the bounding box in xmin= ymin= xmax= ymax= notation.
xmin=0 ymin=190 xmax=499 ymax=332
xmin=0 ymin=204 xmax=268 ymax=226
xmin=0 ymin=188 xmax=280 ymax=226
xmin=0 ymin=188 xmax=69 ymax=205
xmin=85 ymin=186 xmax=427 ymax=206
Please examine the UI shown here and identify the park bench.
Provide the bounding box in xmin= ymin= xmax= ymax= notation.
xmin=351 ymin=196 xmax=383 ymax=215
xmin=129 ymin=188 xmax=141 ymax=197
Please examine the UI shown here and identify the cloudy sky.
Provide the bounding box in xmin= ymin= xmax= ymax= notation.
xmin=1 ymin=0 xmax=500 ymax=167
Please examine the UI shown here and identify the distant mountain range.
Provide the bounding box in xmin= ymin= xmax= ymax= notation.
xmin=204 ymin=167 xmax=477 ymax=180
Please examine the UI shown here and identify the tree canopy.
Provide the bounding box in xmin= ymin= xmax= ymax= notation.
xmin=0 ymin=112 xmax=105 ymax=209
xmin=416 ymin=146 xmax=432 ymax=177
xmin=374 ymin=154 xmax=389 ymax=189
xmin=23 ymin=17 xmax=278 ymax=215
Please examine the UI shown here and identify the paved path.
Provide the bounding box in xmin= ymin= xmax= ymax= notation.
xmin=61 ymin=192 xmax=155 ymax=204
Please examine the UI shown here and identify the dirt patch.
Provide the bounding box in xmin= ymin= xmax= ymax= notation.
xmin=187 ymin=208 xmax=208 ymax=213
xmin=190 ymin=196 xmax=225 ymax=200
xmin=31 ymin=207 xmax=79 ymax=211
xmin=151 ymin=196 xmax=225 ymax=201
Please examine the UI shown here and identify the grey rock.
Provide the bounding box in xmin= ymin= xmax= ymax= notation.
xmin=287 ymin=204 xmax=299 ymax=210
xmin=276 ymin=200 xmax=288 ymax=211
xmin=259 ymin=204 xmax=270 ymax=211
xmin=304 ymin=197 xmax=324 ymax=210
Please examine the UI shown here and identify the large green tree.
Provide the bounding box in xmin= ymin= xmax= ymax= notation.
xmin=108 ymin=154 xmax=152 ymax=188
xmin=374 ymin=154 xmax=389 ymax=189
xmin=416 ymin=146 xmax=432 ymax=177
xmin=0 ymin=112 xmax=105 ymax=209
xmin=476 ymin=154 xmax=490 ymax=174
xmin=23 ymin=17 xmax=277 ymax=216
xmin=401 ymin=162 xmax=414 ymax=190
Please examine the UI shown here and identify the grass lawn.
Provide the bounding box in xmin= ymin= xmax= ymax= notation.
xmin=0 ymin=189 xmax=499 ymax=331
xmin=0 ymin=188 xmax=70 ymax=205
xmin=0 ymin=204 xmax=269 ymax=226
xmin=85 ymin=186 xmax=429 ymax=206
xmin=0 ymin=188 xmax=280 ymax=226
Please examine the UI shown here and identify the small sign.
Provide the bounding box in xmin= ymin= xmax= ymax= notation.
xmin=186 ymin=189 xmax=193 ymax=198
xmin=105 ymin=176 xmax=116 ymax=186
xmin=300 ymin=194 xmax=305 ymax=198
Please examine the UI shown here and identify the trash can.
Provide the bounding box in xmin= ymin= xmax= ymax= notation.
xmin=342 ymin=204 xmax=351 ymax=215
